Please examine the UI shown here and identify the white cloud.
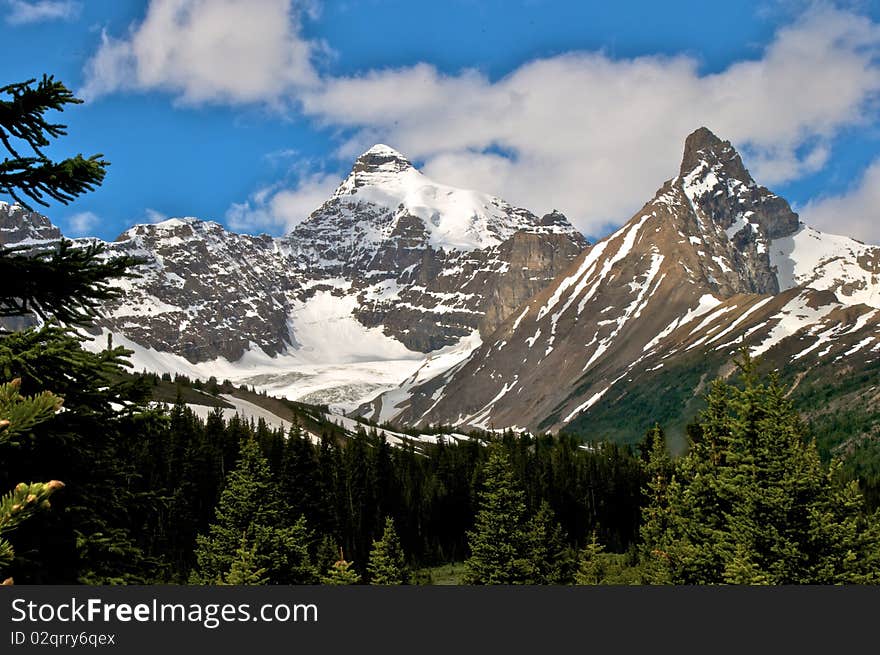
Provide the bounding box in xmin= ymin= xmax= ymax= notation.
xmin=143 ymin=208 xmax=168 ymax=223
xmin=83 ymin=4 xmax=880 ymax=239
xmin=799 ymin=159 xmax=880 ymax=244
xmin=81 ymin=0 xmax=321 ymax=104
xmin=226 ymin=172 xmax=338 ymax=234
xmin=298 ymin=6 xmax=880 ymax=237
xmin=4 ymin=0 xmax=79 ymax=24
xmin=66 ymin=211 xmax=99 ymax=236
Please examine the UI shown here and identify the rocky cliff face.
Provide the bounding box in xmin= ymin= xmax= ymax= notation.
xmin=98 ymin=218 xmax=302 ymax=362
xmin=88 ymin=144 xmax=587 ymax=363
xmin=284 ymin=145 xmax=587 ymax=351
xmin=0 ymin=201 xmax=61 ymax=245
xmin=677 ymin=127 xmax=799 ymax=296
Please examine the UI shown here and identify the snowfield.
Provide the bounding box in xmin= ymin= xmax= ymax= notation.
xmin=83 ymin=290 xmax=482 ymax=414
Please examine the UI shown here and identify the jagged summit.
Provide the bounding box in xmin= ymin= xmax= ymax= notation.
xmin=676 ymin=127 xmax=799 ymax=270
xmin=680 ymin=127 xmax=722 ymax=168
xmin=3 ymin=126 xmax=878 ymax=432
xmin=679 ymin=127 xmax=750 ymax=181
xmin=367 ymin=126 xmax=880 ymax=432
xmin=359 ymin=143 xmax=409 ymax=160
xmin=114 ymin=216 xmax=238 ymax=244
xmin=301 ymin=143 xmax=585 ymax=255
xmin=350 ymin=143 xmax=414 ymax=176
xmin=333 ymin=143 xmax=419 ymax=198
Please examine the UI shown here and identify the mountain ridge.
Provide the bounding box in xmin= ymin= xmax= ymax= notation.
xmin=363 ymin=127 xmax=880 ymax=435
xmin=0 ymin=145 xmax=588 ymax=411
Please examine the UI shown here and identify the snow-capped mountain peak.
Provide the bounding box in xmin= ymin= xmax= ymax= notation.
xmin=369 ymin=127 xmax=880 ymax=433
xmin=334 ymin=143 xmax=416 ymax=197
xmin=295 ymin=143 xmax=584 ymax=259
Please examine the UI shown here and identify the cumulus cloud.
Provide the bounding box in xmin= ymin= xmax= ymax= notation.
xmin=81 ymin=0 xmax=321 ymax=104
xmin=4 ymin=0 xmax=79 ymax=24
xmin=297 ymin=6 xmax=880 ymax=236
xmin=226 ymin=172 xmax=338 ymax=234
xmin=84 ymin=3 xmax=880 ymax=238
xmin=66 ymin=211 xmax=100 ymax=236
xmin=799 ymin=159 xmax=880 ymax=244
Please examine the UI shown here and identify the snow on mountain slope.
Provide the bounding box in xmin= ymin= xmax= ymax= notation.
xmin=84 ymin=283 xmax=474 ymax=414
xmin=284 ymin=145 xmax=588 ymax=351
xmin=359 ymin=329 xmax=482 ymax=424
xmin=374 ymin=127 xmax=880 ymax=433
xmin=49 ymin=141 xmax=585 ymax=409
xmin=770 ymin=225 xmax=880 ymax=308
xmin=101 ymin=217 xmax=301 ymax=362
xmin=185 ymin=394 xmax=294 ymax=433
xmin=0 ymin=143 xmax=575 ymax=408
xmin=297 ymin=144 xmax=578 ymax=256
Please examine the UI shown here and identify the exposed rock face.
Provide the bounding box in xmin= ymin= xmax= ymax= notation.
xmin=350 ymin=224 xmax=587 ymax=350
xmin=677 ymin=127 xmax=799 ymax=296
xmin=3 ymin=129 xmax=880 ymax=431
xmin=0 ymin=201 xmax=61 ymax=245
xmin=281 ymin=144 xmax=587 ymax=352
xmin=367 ymin=128 xmax=880 ymax=432
xmin=101 ymin=219 xmax=302 ymax=362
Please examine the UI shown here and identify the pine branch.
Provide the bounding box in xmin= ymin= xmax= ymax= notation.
xmin=0 ymin=239 xmax=141 ymax=327
xmin=0 ymin=377 xmax=62 ymax=446
xmin=0 ymin=76 xmax=80 ymax=159
xmin=0 ymin=76 xmax=109 ymax=210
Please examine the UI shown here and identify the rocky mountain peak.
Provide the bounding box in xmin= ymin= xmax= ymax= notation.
xmin=354 ymin=144 xmax=412 ymax=171
xmin=539 ymin=210 xmax=574 ymax=229
xmin=332 ymin=144 xmax=417 ymax=197
xmin=677 ymin=128 xmax=797 ymax=238
xmin=679 ymin=127 xmax=753 ymax=188
xmin=680 ymin=127 xmax=727 ymax=172
xmin=666 ymin=128 xmax=799 ymax=295
xmin=0 ymin=201 xmax=62 ymax=245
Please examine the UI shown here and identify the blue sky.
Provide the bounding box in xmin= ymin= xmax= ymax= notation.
xmin=2 ymin=0 xmax=880 ymax=243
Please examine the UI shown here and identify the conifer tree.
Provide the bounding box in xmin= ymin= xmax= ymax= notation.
xmin=1 ymin=76 xmax=107 ymax=209
xmin=464 ymin=444 xmax=530 ymax=584
xmin=641 ymin=354 xmax=880 ymax=584
xmin=368 ymin=517 xmax=409 ymax=585
xmin=314 ymin=534 xmax=342 ymax=578
xmin=525 ymin=501 xmax=574 ymax=584
xmin=0 ymin=75 xmax=142 ymax=583
xmin=322 ymin=550 xmax=361 ymax=585
xmin=574 ymin=531 xmax=607 ymax=585
xmin=0 ymin=378 xmax=64 ymax=581
xmin=637 ymin=425 xmax=676 ymax=584
xmin=219 ymin=535 xmax=269 ymax=586
xmin=191 ymin=438 xmax=317 ymax=585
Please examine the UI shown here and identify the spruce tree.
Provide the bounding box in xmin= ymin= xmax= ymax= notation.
xmin=0 ymin=378 xmax=63 ymax=581
xmin=464 ymin=444 xmax=530 ymax=584
xmin=1 ymin=76 xmax=107 ymax=209
xmin=637 ymin=425 xmax=676 ymax=584
xmin=219 ymin=535 xmax=269 ymax=585
xmin=322 ymin=550 xmax=361 ymax=585
xmin=525 ymin=501 xmax=574 ymax=584
xmin=190 ymin=438 xmax=317 ymax=585
xmin=641 ymin=355 xmax=880 ymax=584
xmin=368 ymin=517 xmax=409 ymax=585
xmin=574 ymin=531 xmax=607 ymax=585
